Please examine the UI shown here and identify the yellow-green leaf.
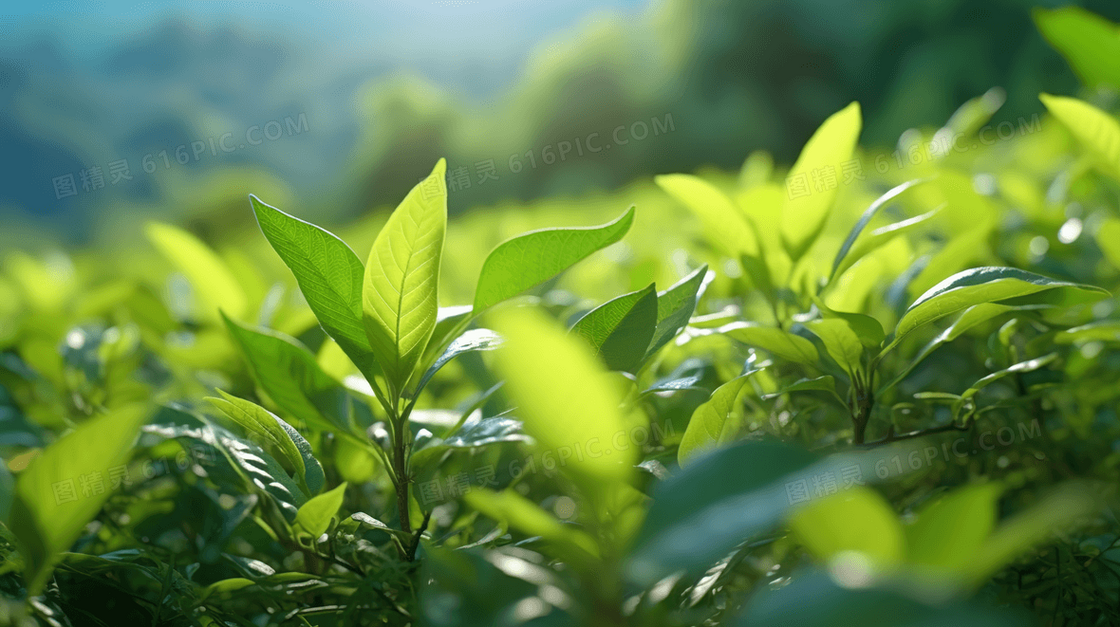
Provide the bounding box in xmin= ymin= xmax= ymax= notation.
xmin=363 ymin=159 xmax=447 ymax=392
xmin=788 ymin=486 xmax=904 ymax=567
xmin=146 ymin=222 xmax=247 ymax=320
xmin=490 ymin=308 xmax=634 ymax=489
xmin=10 ymin=404 xmax=151 ymax=594
xmin=781 ymin=102 xmax=862 ymax=259
xmin=1040 ymin=93 xmax=1120 ymax=182
xmin=295 ymin=482 xmax=348 ymax=538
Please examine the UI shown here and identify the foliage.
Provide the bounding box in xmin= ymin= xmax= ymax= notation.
xmin=3 ymin=9 xmax=1120 ymax=626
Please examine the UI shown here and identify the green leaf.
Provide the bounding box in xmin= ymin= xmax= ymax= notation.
xmin=789 ymin=486 xmax=904 ymax=567
xmin=410 ymin=415 xmax=532 ymax=476
xmin=295 ymin=482 xmax=348 ymax=538
xmin=831 ymin=179 xmax=927 ymax=282
xmin=814 ymin=300 xmax=885 ymax=349
xmin=491 ymin=308 xmax=634 ymax=490
xmin=472 ymin=206 xmax=635 ymax=314
xmin=145 ymin=422 xmax=309 ymax=520
xmin=762 ymin=376 xmax=839 ymax=402
xmin=955 ymin=353 xmax=1058 ymax=415
xmin=223 ymin=313 xmax=350 ymax=433
xmin=781 ymin=102 xmax=862 ymax=259
xmin=206 ymin=391 xmax=325 ymax=495
xmin=363 ymin=159 xmax=448 ymax=392
xmin=966 ymin=482 xmax=1098 ymax=586
xmin=804 ymin=319 xmax=865 ymax=376
xmin=1055 ymin=320 xmax=1120 ymax=344
xmin=626 ymin=440 xmax=820 ymax=586
xmin=645 ymin=265 xmax=712 ymax=360
xmin=571 ymin=284 xmax=658 ymax=373
xmin=833 ymin=206 xmax=942 ymax=282
xmin=412 ymin=328 xmax=503 ymax=398
xmin=892 ymin=267 xmax=1108 ymax=348
xmin=146 ymin=222 xmax=247 ymax=321
xmin=1034 ymin=7 xmax=1120 ymax=90
xmin=904 ymin=483 xmax=1001 ymax=573
xmin=1040 ymin=93 xmax=1120 ymax=182
xmin=731 ymin=569 xmax=1031 ymax=627
xmin=1097 ymin=218 xmax=1120 ymax=270
xmin=719 ymin=322 xmax=820 ymax=365
xmin=249 ymin=195 xmax=379 ymax=379
xmin=10 ymin=403 xmax=151 ymax=594
xmin=879 ymin=303 xmax=1020 ymax=393
xmin=465 ymin=489 xmax=598 ymax=564
xmin=678 ymin=370 xmax=759 ymax=465
xmin=655 ymin=174 xmax=759 ymax=256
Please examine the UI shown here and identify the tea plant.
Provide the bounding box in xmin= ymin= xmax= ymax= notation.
xmin=2 ymin=6 xmax=1120 ymax=626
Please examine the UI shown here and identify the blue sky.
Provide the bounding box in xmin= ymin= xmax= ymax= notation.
xmin=2 ymin=1 xmax=652 ymax=66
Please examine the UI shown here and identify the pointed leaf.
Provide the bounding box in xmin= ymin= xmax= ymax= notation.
xmin=10 ymin=404 xmax=151 ymax=594
xmin=571 ymin=284 xmax=658 ymax=372
xmin=473 ymin=206 xmax=635 ymax=314
xmin=491 ymin=308 xmax=634 ymax=489
xmin=295 ymin=482 xmax=348 ymax=538
xmin=893 ymin=267 xmax=1107 ymax=347
xmin=146 ymin=222 xmax=247 ymax=320
xmin=249 ymin=195 xmax=379 ymax=378
xmin=655 ymin=174 xmax=759 ymax=256
xmin=363 ymin=159 xmax=447 ymax=391
xmin=804 ymin=319 xmax=864 ymax=376
xmin=223 ymin=312 xmax=349 ymax=432
xmin=678 ymin=370 xmax=759 ymax=465
xmin=781 ymin=102 xmax=862 ymax=259
xmin=645 ymin=265 xmax=712 ymax=360
xmin=206 ymin=391 xmax=325 ymax=495
xmin=1034 ymin=7 xmax=1120 ymax=90
xmin=831 ymin=179 xmax=927 ymax=281
xmin=1041 ymin=93 xmax=1120 ymax=181
xmin=719 ymin=322 xmax=820 ymax=365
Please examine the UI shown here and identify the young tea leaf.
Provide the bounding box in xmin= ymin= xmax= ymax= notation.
xmin=472 ymin=206 xmax=635 ymax=314
xmin=571 ymin=284 xmax=658 ymax=373
xmin=645 ymin=265 xmax=712 ymax=361
xmin=146 ymin=222 xmax=247 ymax=321
xmin=363 ymin=159 xmax=448 ymax=393
xmin=10 ymin=403 xmax=151 ymax=594
xmin=892 ymin=267 xmax=1107 ymax=348
xmin=781 ymin=102 xmax=862 ymax=260
xmin=1040 ymin=94 xmax=1120 ymax=182
xmin=295 ymin=482 xmax=348 ymax=538
xmin=490 ymin=308 xmax=635 ymax=490
xmin=678 ymin=370 xmax=759 ymax=465
xmin=249 ymin=195 xmax=379 ymax=379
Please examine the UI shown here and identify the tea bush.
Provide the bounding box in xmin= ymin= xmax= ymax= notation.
xmin=2 ymin=7 xmax=1120 ymax=626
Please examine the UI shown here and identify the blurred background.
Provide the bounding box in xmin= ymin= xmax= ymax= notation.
xmin=3 ymin=0 xmax=1119 ymax=248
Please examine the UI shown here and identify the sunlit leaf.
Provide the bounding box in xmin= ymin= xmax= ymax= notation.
xmin=206 ymin=391 xmax=325 ymax=495
xmin=892 ymin=267 xmax=1107 ymax=348
xmin=1040 ymin=93 xmax=1120 ymax=181
xmin=250 ymin=195 xmax=379 ymax=379
xmin=678 ymin=370 xmax=759 ymax=465
xmin=781 ymin=102 xmax=862 ymax=259
xmin=789 ymin=486 xmax=905 ymax=567
xmin=719 ymin=322 xmax=820 ymax=365
xmin=295 ymin=482 xmax=348 ymax=538
xmin=146 ymin=222 xmax=247 ymax=320
xmin=656 ymin=174 xmax=759 ymax=256
xmin=472 ymin=207 xmax=635 ymax=314
xmin=10 ymin=403 xmax=151 ymax=594
xmin=490 ymin=308 xmax=634 ymax=489
xmin=571 ymin=284 xmax=658 ymax=373
xmin=363 ymin=159 xmax=447 ymax=392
